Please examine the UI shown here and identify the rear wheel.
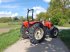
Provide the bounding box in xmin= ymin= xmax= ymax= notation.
xmin=20 ymin=25 xmax=28 ymax=39
xmin=34 ymin=28 xmax=44 ymax=40
xmin=28 ymin=23 xmax=45 ymax=44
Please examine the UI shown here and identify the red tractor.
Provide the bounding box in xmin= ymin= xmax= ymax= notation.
xmin=20 ymin=9 xmax=59 ymax=44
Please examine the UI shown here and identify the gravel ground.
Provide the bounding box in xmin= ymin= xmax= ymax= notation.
xmin=4 ymin=38 xmax=69 ymax=52
xmin=3 ymin=27 xmax=70 ymax=52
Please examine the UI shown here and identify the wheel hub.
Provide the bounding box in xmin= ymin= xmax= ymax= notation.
xmin=54 ymin=30 xmax=58 ymax=36
xmin=34 ymin=28 xmax=44 ymax=40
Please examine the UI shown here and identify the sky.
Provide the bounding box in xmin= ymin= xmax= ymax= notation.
xmin=0 ymin=0 xmax=51 ymax=17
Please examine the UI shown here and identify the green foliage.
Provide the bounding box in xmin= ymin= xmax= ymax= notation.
xmin=51 ymin=16 xmax=59 ymax=25
xmin=0 ymin=17 xmax=12 ymax=23
xmin=28 ymin=16 xmax=32 ymax=19
xmin=47 ymin=0 xmax=70 ymax=26
xmin=0 ymin=16 xmax=26 ymax=23
xmin=65 ymin=9 xmax=70 ymax=19
xmin=63 ymin=23 xmax=70 ymax=27
xmin=36 ymin=12 xmax=47 ymax=20
xmin=28 ymin=16 xmax=33 ymax=21
xmin=58 ymin=18 xmax=66 ymax=26
xmin=0 ymin=28 xmax=20 ymax=52
xmin=0 ymin=22 xmax=21 ymax=28
xmin=51 ymin=12 xmax=62 ymax=25
xmin=50 ymin=11 xmax=69 ymax=26
xmin=13 ymin=17 xmax=19 ymax=22
xmin=59 ymin=30 xmax=70 ymax=49
xmin=36 ymin=0 xmax=70 ymax=26
xmin=19 ymin=16 xmax=26 ymax=22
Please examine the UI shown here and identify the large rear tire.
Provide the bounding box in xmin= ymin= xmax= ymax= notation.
xmin=28 ymin=23 xmax=45 ymax=44
xmin=20 ymin=25 xmax=28 ymax=39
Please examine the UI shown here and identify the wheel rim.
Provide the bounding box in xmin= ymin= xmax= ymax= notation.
xmin=54 ymin=30 xmax=58 ymax=36
xmin=34 ymin=28 xmax=44 ymax=40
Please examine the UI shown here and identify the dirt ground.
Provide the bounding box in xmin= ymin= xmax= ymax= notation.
xmin=4 ymin=38 xmax=69 ymax=52
xmin=0 ymin=28 xmax=11 ymax=34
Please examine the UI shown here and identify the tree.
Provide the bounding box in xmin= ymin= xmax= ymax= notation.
xmin=36 ymin=12 xmax=48 ymax=20
xmin=48 ymin=0 xmax=70 ymax=16
xmin=13 ymin=17 xmax=19 ymax=22
xmin=0 ymin=17 xmax=12 ymax=23
xmin=19 ymin=16 xmax=26 ymax=22
xmin=47 ymin=0 xmax=70 ymax=25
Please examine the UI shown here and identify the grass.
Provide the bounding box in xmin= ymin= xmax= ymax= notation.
xmin=0 ymin=23 xmax=9 ymax=28
xmin=59 ymin=29 xmax=70 ymax=49
xmin=0 ymin=22 xmax=21 ymax=28
xmin=63 ymin=23 xmax=70 ymax=27
xmin=0 ymin=28 xmax=20 ymax=52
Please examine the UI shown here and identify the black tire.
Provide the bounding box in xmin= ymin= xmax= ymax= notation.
xmin=28 ymin=23 xmax=45 ymax=44
xmin=50 ymin=27 xmax=59 ymax=38
xmin=20 ymin=25 xmax=28 ymax=39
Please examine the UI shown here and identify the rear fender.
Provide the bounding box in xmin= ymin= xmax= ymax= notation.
xmin=44 ymin=21 xmax=53 ymax=29
xmin=22 ymin=21 xmax=42 ymax=28
xmin=23 ymin=21 xmax=28 ymax=28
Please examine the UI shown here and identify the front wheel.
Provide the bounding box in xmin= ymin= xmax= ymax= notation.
xmin=20 ymin=25 xmax=28 ymax=39
xmin=50 ymin=27 xmax=59 ymax=38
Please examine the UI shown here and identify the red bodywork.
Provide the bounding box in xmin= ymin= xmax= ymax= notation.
xmin=23 ymin=21 xmax=53 ymax=29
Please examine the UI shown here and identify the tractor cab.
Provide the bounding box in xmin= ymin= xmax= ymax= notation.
xmin=23 ymin=9 xmax=38 ymax=28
